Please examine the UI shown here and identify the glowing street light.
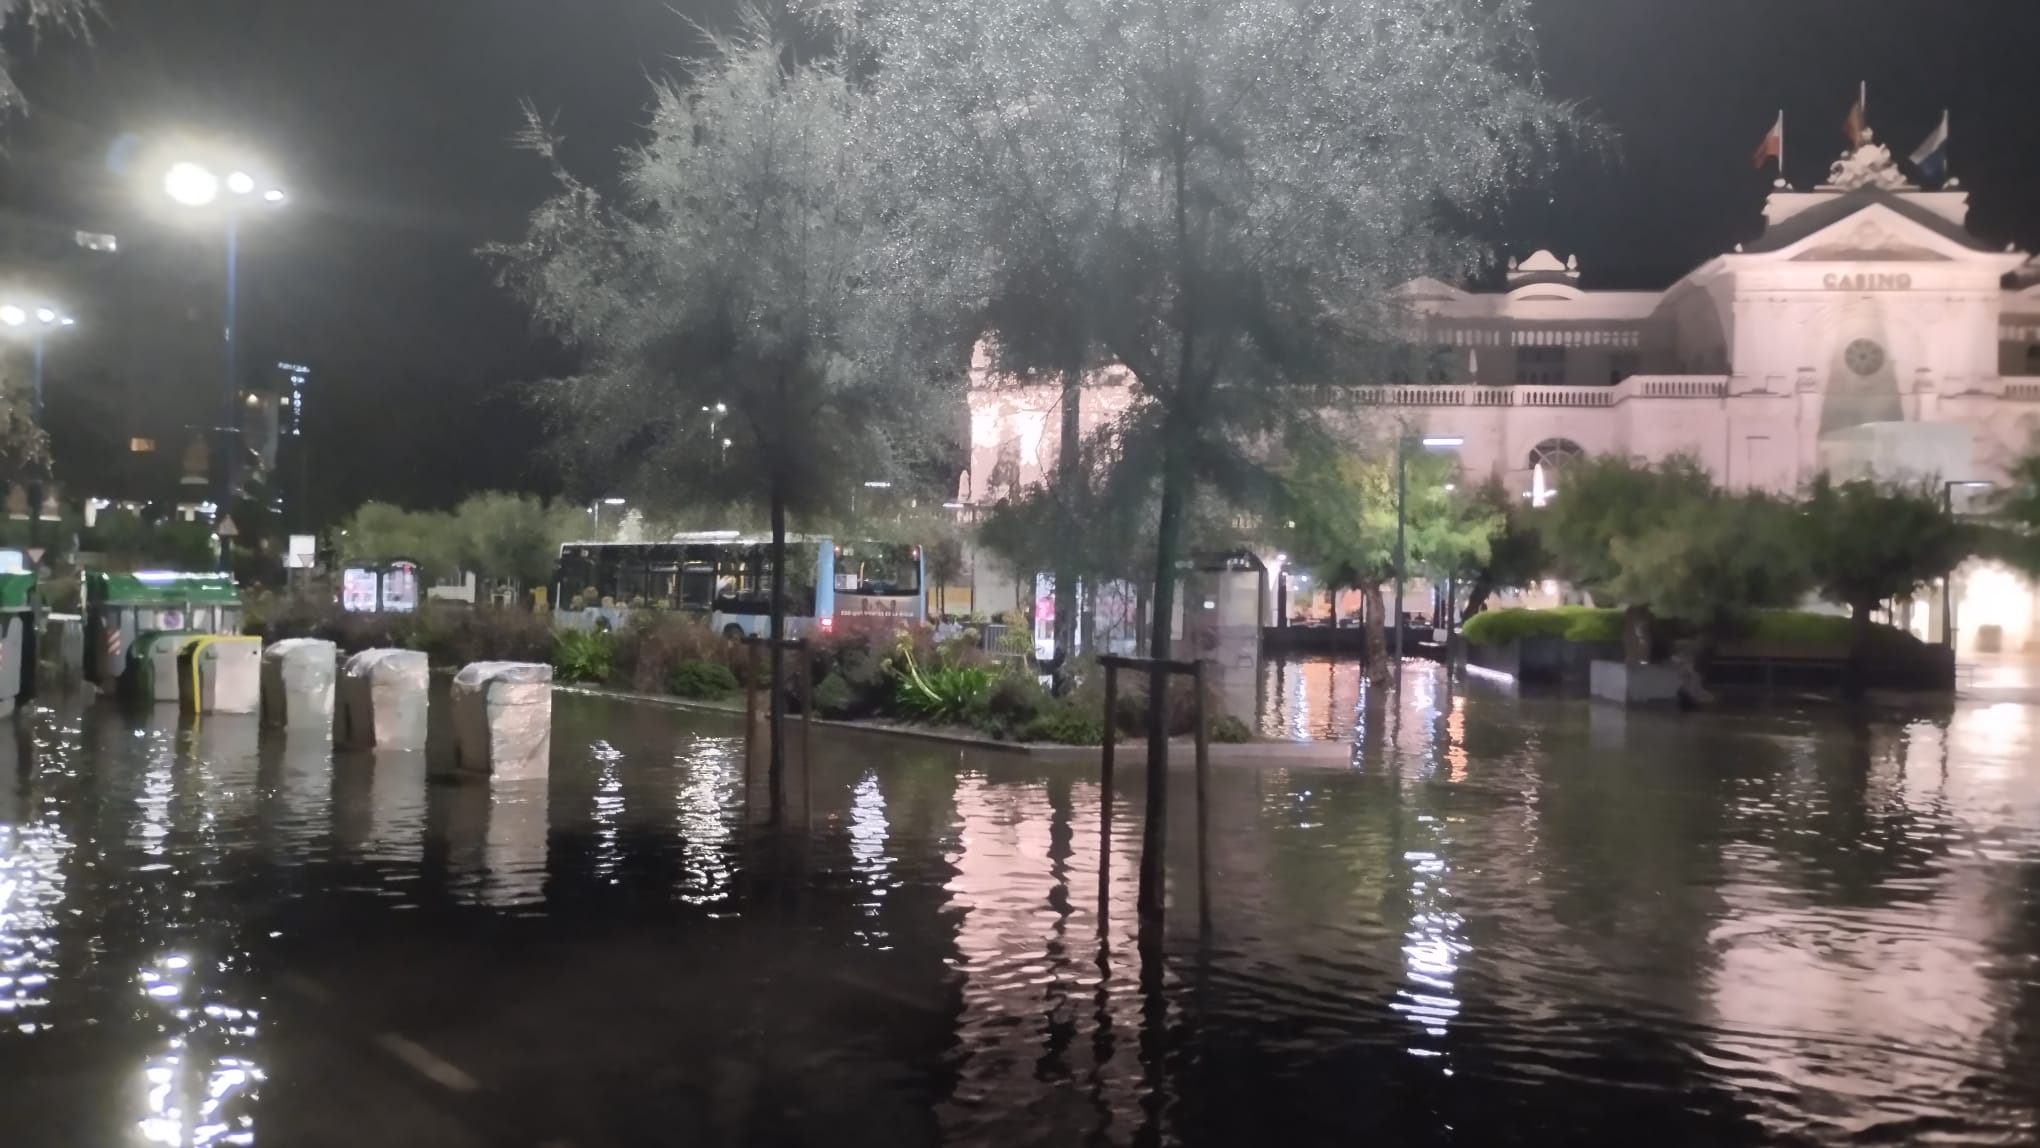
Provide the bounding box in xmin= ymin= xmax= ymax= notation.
xmin=163 ymin=161 xmax=220 ymax=206
xmin=1 ymin=299 xmax=78 ymax=542
xmin=590 ymin=497 xmax=627 ymax=537
xmin=157 ymin=153 xmax=287 ymax=564
xmin=1394 ymin=429 xmax=1464 ymax=673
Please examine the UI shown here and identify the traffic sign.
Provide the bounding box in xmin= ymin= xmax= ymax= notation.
xmin=216 ymin=515 xmax=240 ymax=539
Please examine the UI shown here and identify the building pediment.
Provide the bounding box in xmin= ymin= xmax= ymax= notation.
xmin=1766 ymin=203 xmax=1984 ymax=264
xmin=1743 ymin=194 xmax=2024 ymax=271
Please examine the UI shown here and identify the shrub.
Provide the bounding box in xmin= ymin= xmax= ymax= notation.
xmin=1210 ymin=714 xmax=1253 ymax=744
xmin=1018 ymin=701 xmax=1105 ymax=745
xmin=811 ymin=672 xmax=856 ymax=719
xmin=670 ymin=658 xmax=740 ymax=699
xmin=421 ymin=607 xmax=554 ymax=666
xmin=1461 ymin=606 xmax=1623 ymax=647
xmin=1739 ymin=610 xmax=1923 ymax=650
xmin=969 ymin=672 xmax=1052 ymax=739
xmin=551 ymin=628 xmax=614 ymax=684
xmin=1742 ymin=610 xmax=1853 ymax=646
xmin=611 ymin=611 xmax=741 ymax=694
xmin=893 ymin=664 xmax=995 ymax=724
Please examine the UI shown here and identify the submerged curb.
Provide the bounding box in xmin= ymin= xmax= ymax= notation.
xmin=549 ymin=682 xmax=1354 ymax=766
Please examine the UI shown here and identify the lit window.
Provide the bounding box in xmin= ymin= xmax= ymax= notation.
xmin=129 ymin=438 xmax=157 ymax=453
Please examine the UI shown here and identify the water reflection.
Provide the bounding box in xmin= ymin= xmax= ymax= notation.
xmin=0 ymin=669 xmax=2032 ymax=1145
xmin=0 ymin=731 xmax=65 ymax=1032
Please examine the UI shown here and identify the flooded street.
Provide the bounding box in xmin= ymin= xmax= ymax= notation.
xmin=2 ymin=668 xmax=2037 ymax=1146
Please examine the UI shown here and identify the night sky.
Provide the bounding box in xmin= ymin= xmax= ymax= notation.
xmin=1 ymin=0 xmax=2036 ymax=518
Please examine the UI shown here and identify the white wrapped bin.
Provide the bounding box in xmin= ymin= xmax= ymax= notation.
xmin=262 ymin=638 xmax=338 ymax=730
xmin=450 ymin=661 xmax=553 ymax=781
xmin=336 ymin=648 xmax=429 ymax=751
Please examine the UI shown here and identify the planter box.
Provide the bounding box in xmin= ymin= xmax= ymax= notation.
xmin=1470 ymin=637 xmax=1623 ymax=684
xmin=1590 ymin=659 xmax=1685 ymax=707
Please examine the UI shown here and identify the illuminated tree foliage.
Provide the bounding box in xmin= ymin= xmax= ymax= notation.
xmin=0 ymin=1 xmax=87 ymax=112
xmin=1280 ymin=433 xmax=1499 ymax=679
xmin=1801 ymin=475 xmax=1974 ymax=693
xmin=494 ymin=13 xmax=951 ymax=811
xmin=849 ymin=0 xmax=1577 ymax=753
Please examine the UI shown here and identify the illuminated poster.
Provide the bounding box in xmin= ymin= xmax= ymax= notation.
xmin=381 ymin=562 xmax=420 ymax=614
xmin=342 ymin=568 xmax=380 ymax=613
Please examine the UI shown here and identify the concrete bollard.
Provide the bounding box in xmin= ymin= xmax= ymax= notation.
xmin=261 ymin=638 xmax=338 ymax=730
xmin=336 ymin=649 xmax=429 ymax=751
xmin=450 ymin=661 xmax=553 ymax=781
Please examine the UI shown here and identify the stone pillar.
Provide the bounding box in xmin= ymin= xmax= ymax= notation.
xmin=450 ymin=661 xmax=552 ymax=781
xmin=336 ymin=649 xmax=429 ymax=751
xmin=261 ymin=638 xmax=337 ymax=730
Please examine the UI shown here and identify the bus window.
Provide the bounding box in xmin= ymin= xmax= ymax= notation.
xmin=838 ymin=543 xmax=922 ymax=596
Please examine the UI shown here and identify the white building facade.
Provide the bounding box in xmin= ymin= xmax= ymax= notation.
xmin=965 ymin=135 xmax=2040 ymax=656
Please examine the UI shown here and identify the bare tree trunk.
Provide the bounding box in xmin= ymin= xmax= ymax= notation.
xmin=1844 ymin=601 xmax=1873 ymax=700
xmin=1622 ymin=604 xmax=1654 ymax=666
xmin=1053 ymin=365 xmax=1081 ymax=682
xmin=1364 ymin=582 xmax=1390 ymax=684
xmin=768 ymin=490 xmax=788 ymax=824
xmin=1463 ymin=571 xmax=1494 ymax=620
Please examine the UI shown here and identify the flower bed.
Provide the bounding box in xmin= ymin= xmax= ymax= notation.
xmin=242 ymin=595 xmax=1247 ymax=746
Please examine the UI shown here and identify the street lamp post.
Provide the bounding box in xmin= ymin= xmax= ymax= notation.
xmin=162 ymin=159 xmax=286 ymax=568
xmin=590 ymin=496 xmax=626 ymax=538
xmin=2 ymin=303 xmax=77 ymax=544
xmin=1394 ymin=432 xmax=1464 ymax=674
xmin=1941 ymin=479 xmax=1992 ymax=651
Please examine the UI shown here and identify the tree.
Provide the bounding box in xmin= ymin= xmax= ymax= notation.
xmin=495 ymin=14 xmax=945 ymax=816
xmin=1606 ymin=490 xmax=1809 ymax=657
xmin=1802 ymin=475 xmax=1974 ymax=695
xmin=335 ymin=502 xmax=458 ymax=581
xmin=1282 ymin=434 xmax=1498 ymax=680
xmin=0 ymin=2 xmax=87 ymax=112
xmin=860 ymin=0 xmax=1578 ymax=769
xmin=1540 ymin=454 xmax=1713 ymax=661
xmin=1459 ymin=478 xmax=1548 ymax=618
xmin=449 ymin=492 xmax=582 ymax=594
xmin=1991 ymin=450 xmax=2040 ymax=574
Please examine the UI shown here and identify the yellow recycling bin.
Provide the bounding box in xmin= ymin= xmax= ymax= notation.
xmin=179 ymin=636 xmax=263 ymax=715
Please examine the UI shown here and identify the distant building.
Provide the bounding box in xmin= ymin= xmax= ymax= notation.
xmin=965 ymin=128 xmax=2040 ymax=655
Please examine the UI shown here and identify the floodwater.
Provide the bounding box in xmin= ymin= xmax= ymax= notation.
xmin=2 ymin=668 xmax=2037 ymax=1147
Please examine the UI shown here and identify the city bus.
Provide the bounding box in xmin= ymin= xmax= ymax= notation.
xmin=551 ymin=532 xmax=926 ymax=636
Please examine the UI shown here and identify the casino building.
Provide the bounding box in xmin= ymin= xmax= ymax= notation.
xmin=964 ymin=128 xmax=2040 ymax=657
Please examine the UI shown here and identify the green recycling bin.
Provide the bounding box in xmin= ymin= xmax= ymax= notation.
xmin=0 ymin=572 xmax=33 ymax=718
xmin=129 ymin=631 xmax=207 ymax=704
xmin=85 ymin=571 xmax=242 ymax=695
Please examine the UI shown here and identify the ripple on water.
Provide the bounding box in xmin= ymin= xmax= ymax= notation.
xmin=1 ymin=671 xmax=2038 ymax=1146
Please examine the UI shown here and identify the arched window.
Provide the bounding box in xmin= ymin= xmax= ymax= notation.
xmin=1528 ymin=438 xmax=1586 ymax=471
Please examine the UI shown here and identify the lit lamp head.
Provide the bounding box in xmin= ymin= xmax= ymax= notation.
xmin=163 ymin=161 xmax=220 ymax=207
xmin=0 ymin=305 xmax=24 ymax=327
